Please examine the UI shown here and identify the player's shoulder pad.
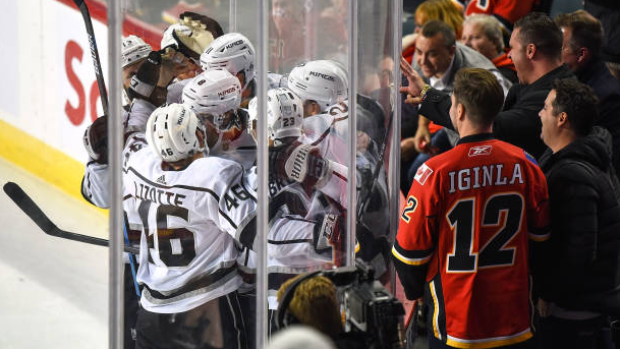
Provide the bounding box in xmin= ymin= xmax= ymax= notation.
xmin=191 ymin=154 xmax=243 ymax=173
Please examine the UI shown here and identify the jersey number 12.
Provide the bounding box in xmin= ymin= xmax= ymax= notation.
xmin=446 ymin=193 xmax=523 ymax=272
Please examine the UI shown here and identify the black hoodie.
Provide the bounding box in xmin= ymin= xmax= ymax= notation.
xmin=538 ymin=126 xmax=620 ymax=315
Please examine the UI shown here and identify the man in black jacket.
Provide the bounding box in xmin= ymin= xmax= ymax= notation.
xmin=400 ymin=12 xmax=574 ymax=159
xmin=537 ymin=78 xmax=620 ymax=349
xmin=555 ymin=10 xmax=620 ymax=175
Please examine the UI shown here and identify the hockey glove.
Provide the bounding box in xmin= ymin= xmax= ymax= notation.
xmin=284 ymin=143 xmax=331 ymax=188
xmin=127 ymin=51 xmax=167 ymax=106
xmin=174 ymin=15 xmax=215 ymax=59
xmin=179 ymin=11 xmax=224 ymax=39
xmin=83 ymin=115 xmax=108 ymax=164
xmin=313 ymin=213 xmax=343 ymax=264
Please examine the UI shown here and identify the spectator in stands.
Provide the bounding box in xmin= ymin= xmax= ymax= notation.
xmin=401 ymin=12 xmax=574 ymax=159
xmin=537 ymin=78 xmax=620 ymax=349
xmin=461 ymin=14 xmax=518 ymax=83
xmin=583 ymin=0 xmax=620 ymax=83
xmin=555 ymin=10 xmax=620 ymax=175
xmin=276 ymin=275 xmax=343 ymax=339
xmin=394 ymin=68 xmax=550 ymax=349
xmin=402 ymin=0 xmax=464 ymax=65
xmin=402 ymin=20 xmax=511 ymax=188
xmin=400 ymin=0 xmax=464 ymax=191
xmin=465 ymin=0 xmax=538 ymax=33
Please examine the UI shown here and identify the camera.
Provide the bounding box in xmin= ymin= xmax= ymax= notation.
xmin=276 ymin=259 xmax=405 ymax=349
xmin=327 ymin=260 xmax=406 ymax=349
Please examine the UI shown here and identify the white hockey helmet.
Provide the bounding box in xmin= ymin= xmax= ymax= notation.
xmin=248 ymin=88 xmax=303 ymax=141
xmin=121 ymin=35 xmax=152 ymax=68
xmin=145 ymin=103 xmax=206 ymax=163
xmin=181 ymin=69 xmax=242 ymax=128
xmin=200 ymin=33 xmax=256 ymax=88
xmin=287 ymin=60 xmax=348 ymax=111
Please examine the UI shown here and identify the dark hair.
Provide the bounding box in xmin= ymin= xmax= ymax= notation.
xmin=514 ymin=12 xmax=563 ymax=60
xmin=551 ymin=79 xmax=598 ymax=136
xmin=453 ymin=68 xmax=504 ymax=126
xmin=555 ymin=10 xmax=604 ymax=57
xmin=421 ymin=19 xmax=456 ymax=48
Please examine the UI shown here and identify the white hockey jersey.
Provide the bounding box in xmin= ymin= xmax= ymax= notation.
xmin=302 ymin=99 xmax=392 ymax=267
xmin=81 ymin=99 xmax=155 ymax=208
xmin=123 ymin=147 xmax=258 ymax=313
xmin=209 ymin=126 xmax=257 ymax=170
xmin=241 ymin=145 xmax=348 ymax=309
xmin=301 ymin=101 xmax=349 ymax=165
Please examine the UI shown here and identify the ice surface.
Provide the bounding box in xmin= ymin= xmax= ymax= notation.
xmin=0 ymin=157 xmax=107 ymax=349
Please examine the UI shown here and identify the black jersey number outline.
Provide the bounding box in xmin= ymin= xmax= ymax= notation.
xmin=223 ymin=183 xmax=252 ymax=211
xmin=401 ymin=195 xmax=418 ymax=223
xmin=446 ymin=193 xmax=523 ymax=272
xmin=138 ymin=200 xmax=196 ymax=267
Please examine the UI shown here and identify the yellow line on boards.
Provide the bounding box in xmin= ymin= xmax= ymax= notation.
xmin=0 ymin=118 xmax=107 ymax=216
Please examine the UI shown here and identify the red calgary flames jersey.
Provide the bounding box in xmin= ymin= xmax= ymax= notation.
xmin=466 ymin=0 xmax=537 ymax=29
xmin=393 ymin=134 xmax=549 ymax=348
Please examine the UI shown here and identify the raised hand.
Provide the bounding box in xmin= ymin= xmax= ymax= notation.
xmin=399 ymin=56 xmax=426 ymax=105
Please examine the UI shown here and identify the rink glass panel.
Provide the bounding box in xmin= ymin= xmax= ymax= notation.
xmin=0 ymin=0 xmax=115 ymax=348
xmin=111 ymin=0 xmax=401 ymax=347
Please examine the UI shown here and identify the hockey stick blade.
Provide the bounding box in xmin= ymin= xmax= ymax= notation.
xmin=3 ymin=182 xmax=139 ymax=254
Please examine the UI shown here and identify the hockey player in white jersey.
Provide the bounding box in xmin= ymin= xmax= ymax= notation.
xmin=125 ymin=103 xmax=255 ymax=349
xmin=200 ymin=33 xmax=256 ymax=107
xmin=288 ymin=59 xmax=392 ymax=277
xmin=81 ymin=35 xmax=152 ymax=208
xmin=200 ymin=32 xmax=288 ymax=107
xmin=182 ymin=68 xmax=257 ymax=169
xmin=246 ymin=88 xmax=347 ymax=328
xmin=81 ymin=37 xmax=171 ymax=349
xmin=287 ymin=59 xmax=351 ymax=163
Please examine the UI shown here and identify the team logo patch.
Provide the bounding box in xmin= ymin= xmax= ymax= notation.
xmin=414 ymin=163 xmax=434 ymax=185
xmin=468 ymin=145 xmax=492 ymax=157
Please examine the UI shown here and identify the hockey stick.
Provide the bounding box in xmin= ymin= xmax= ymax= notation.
xmin=72 ymin=0 xmax=144 ymax=297
xmin=356 ymin=94 xmax=394 ymax=223
xmin=73 ymin=0 xmax=109 ymax=116
xmin=3 ymin=182 xmax=140 ymax=254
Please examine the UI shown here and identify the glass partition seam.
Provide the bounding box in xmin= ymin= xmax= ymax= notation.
xmin=346 ymin=0 xmax=358 ymax=266
xmin=229 ymin=0 xmax=237 ymax=32
xmin=108 ymin=0 xmax=123 ymax=348
xmin=256 ymin=0 xmax=269 ymax=348
xmin=389 ymin=0 xmax=403 ymax=296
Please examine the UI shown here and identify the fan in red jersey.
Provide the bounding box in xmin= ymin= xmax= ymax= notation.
xmin=393 ymin=68 xmax=550 ymax=349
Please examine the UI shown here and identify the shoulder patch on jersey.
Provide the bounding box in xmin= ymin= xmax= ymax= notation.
xmin=414 ymin=163 xmax=434 ymax=185
xmin=468 ymin=144 xmax=493 ymax=157
xmin=524 ymin=150 xmax=537 ymax=165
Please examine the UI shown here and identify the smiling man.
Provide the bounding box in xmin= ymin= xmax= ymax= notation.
xmin=537 ymin=78 xmax=620 ymax=349
xmin=402 ymin=12 xmax=575 ymax=160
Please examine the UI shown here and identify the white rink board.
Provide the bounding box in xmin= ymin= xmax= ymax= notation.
xmin=0 ymin=0 xmax=109 ymax=162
